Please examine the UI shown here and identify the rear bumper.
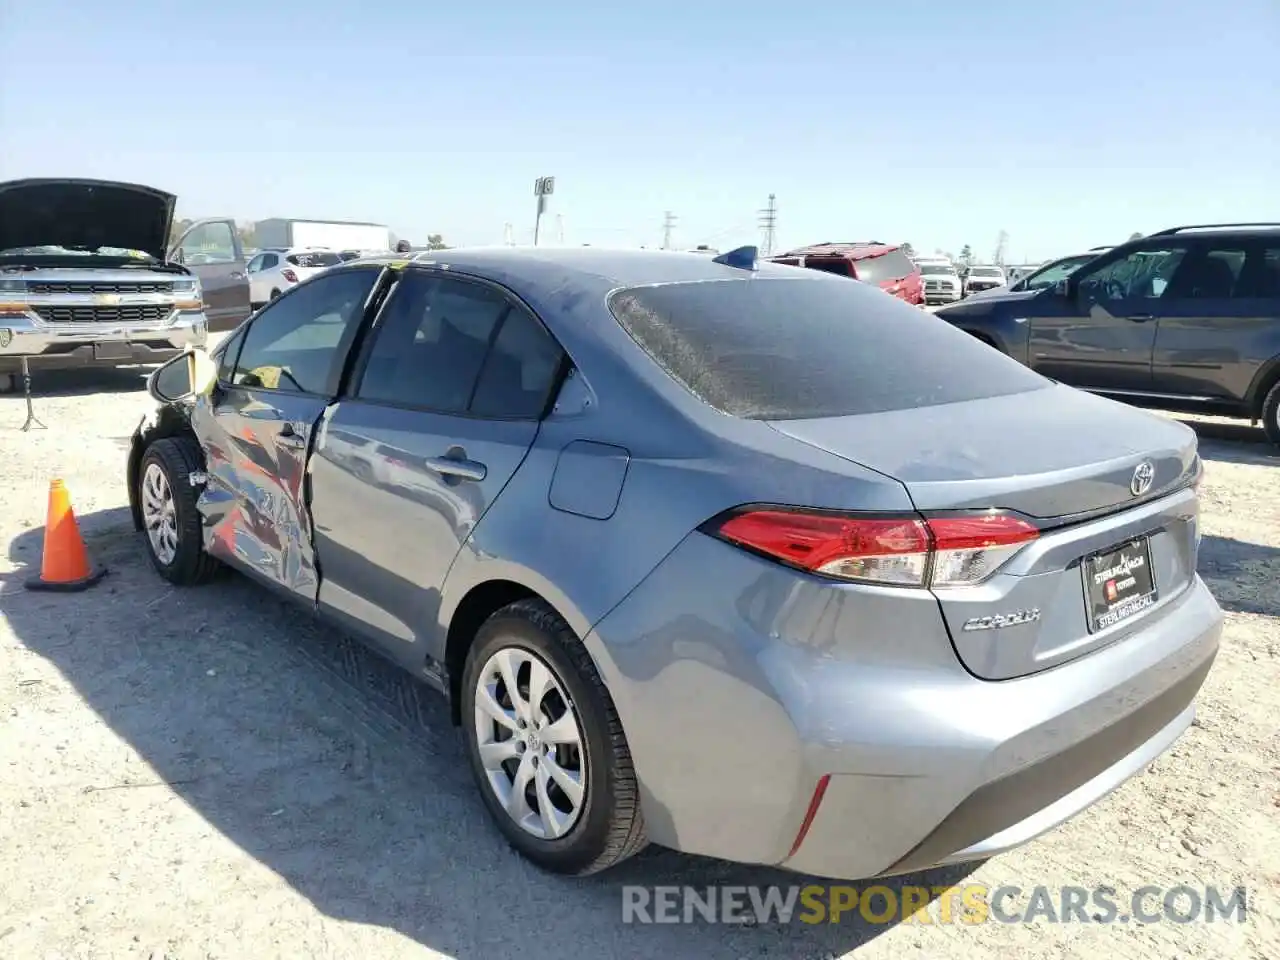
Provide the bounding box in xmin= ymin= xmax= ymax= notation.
xmin=0 ymin=310 xmax=206 ymax=371
xmin=586 ymin=533 xmax=1222 ymax=880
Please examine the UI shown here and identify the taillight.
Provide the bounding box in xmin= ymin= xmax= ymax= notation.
xmin=282 ymin=268 xmax=299 ymax=283
xmin=708 ymin=508 xmax=1038 ymax=588
xmin=928 ymin=515 xmax=1039 ymax=586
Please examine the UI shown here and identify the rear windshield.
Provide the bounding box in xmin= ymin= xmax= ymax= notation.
xmin=851 ymin=250 xmax=915 ymax=284
xmin=287 ymin=251 xmax=342 ymax=268
xmin=607 ymin=277 xmax=1048 ymax=419
xmin=920 ymin=262 xmax=957 ymax=275
xmin=970 ymin=267 xmax=1003 ymax=277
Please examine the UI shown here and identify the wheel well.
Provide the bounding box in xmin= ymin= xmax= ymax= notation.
xmin=1248 ymin=361 xmax=1280 ymax=417
xmin=444 ymin=579 xmax=538 ymax=724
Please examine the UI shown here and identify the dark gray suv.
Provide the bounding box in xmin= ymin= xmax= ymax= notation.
xmin=934 ymin=224 xmax=1280 ymax=446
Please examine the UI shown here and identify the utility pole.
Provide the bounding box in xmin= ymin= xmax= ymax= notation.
xmin=758 ymin=194 xmax=777 ymax=256
xmin=556 ymin=214 xmax=565 ymax=244
xmin=662 ymin=211 xmax=677 ymax=250
xmin=533 ymin=176 xmax=555 ymax=246
xmin=503 ymin=223 xmax=514 ymax=246
xmin=993 ymin=229 xmax=1009 ymax=266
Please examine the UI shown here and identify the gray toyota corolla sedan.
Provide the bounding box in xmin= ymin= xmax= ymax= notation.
xmin=126 ymin=245 xmax=1223 ymax=880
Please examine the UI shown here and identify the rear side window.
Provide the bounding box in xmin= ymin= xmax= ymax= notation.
xmin=608 ymin=277 xmax=1048 ymax=419
xmin=356 ymin=273 xmax=508 ymax=413
xmin=851 ymin=250 xmax=915 ymax=284
xmin=469 ymin=306 xmax=565 ymax=419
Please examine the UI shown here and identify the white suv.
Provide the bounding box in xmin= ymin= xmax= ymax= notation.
xmin=245 ymin=247 xmax=344 ymax=309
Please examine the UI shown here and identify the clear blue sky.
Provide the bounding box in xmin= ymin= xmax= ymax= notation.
xmin=1 ymin=0 xmax=1276 ymax=260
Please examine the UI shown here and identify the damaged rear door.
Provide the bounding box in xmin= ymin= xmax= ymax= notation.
xmin=190 ymin=266 xmax=382 ymax=599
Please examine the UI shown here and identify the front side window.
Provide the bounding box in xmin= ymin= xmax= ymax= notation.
xmin=216 ymin=326 xmax=247 ymax=382
xmin=1076 ymin=246 xmax=1187 ymax=303
xmin=1020 ymin=255 xmax=1095 ymax=290
xmin=232 ymin=268 xmax=378 ymax=394
xmin=177 ymin=221 xmax=237 ymax=265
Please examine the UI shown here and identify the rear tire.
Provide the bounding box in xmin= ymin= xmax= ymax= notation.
xmin=1261 ymin=380 xmax=1280 ymax=447
xmin=137 ymin=437 xmax=220 ymax=586
xmin=460 ymin=599 xmax=647 ymax=876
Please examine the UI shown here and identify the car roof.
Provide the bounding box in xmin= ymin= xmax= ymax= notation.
xmin=346 ymin=245 xmax=815 ymax=291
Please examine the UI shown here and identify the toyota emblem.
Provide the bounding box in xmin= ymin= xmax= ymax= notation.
xmin=1130 ymin=460 xmax=1156 ymax=497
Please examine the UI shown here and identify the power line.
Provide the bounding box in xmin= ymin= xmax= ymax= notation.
xmin=662 ymin=211 xmax=677 ymax=250
xmin=758 ymin=194 xmax=777 ymax=256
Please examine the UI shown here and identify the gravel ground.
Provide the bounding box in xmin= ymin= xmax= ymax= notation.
xmin=1 ymin=360 xmax=1278 ymax=960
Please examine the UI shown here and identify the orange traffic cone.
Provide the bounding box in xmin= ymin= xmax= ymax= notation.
xmin=25 ymin=479 xmax=107 ymax=592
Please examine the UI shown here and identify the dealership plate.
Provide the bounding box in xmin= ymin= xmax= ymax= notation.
xmin=1082 ymin=536 xmax=1157 ymax=632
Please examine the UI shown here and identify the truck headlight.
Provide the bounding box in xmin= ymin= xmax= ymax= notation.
xmin=172 ymin=277 xmax=203 ymax=309
xmin=0 ymin=277 xmax=26 ymax=294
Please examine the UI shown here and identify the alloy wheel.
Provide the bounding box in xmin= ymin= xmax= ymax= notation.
xmin=472 ymin=647 xmax=587 ymax=840
xmin=141 ymin=462 xmax=179 ymax=565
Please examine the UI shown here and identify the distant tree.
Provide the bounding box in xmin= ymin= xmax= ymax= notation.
xmin=426 ymin=233 xmax=448 ymax=250
xmin=959 ymin=244 xmax=974 ymax=265
xmin=167 ymin=218 xmax=193 ymax=249
xmin=900 ymin=241 xmax=916 ymax=258
xmin=1128 ymin=231 xmax=1143 ymax=241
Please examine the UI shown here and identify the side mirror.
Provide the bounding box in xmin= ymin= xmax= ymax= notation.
xmin=147 ymin=349 xmax=218 ymax=403
xmin=1051 ymin=279 xmax=1072 ymax=299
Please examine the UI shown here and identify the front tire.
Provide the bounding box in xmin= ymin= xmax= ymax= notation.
xmin=137 ymin=437 xmax=220 ymax=585
xmin=460 ymin=599 xmax=646 ymax=876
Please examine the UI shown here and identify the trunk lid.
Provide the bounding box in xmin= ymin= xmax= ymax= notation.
xmin=768 ymin=385 xmax=1197 ymax=519
xmin=769 ymin=386 xmax=1201 ymax=680
xmin=0 ymin=178 xmax=176 ymax=261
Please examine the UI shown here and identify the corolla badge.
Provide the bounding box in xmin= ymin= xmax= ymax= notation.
xmin=1130 ymin=460 xmax=1156 ymax=497
xmin=962 ymin=609 xmax=1041 ymax=632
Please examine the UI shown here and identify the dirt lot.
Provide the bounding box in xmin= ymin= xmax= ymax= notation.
xmin=1 ymin=359 xmax=1278 ymax=960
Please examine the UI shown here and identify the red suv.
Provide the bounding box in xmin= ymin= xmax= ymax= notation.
xmin=769 ymin=242 xmax=924 ymax=306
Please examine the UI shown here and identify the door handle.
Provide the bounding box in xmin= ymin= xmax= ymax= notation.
xmin=1128 ymin=314 xmax=1155 ymax=323
xmin=277 ymin=421 xmax=307 ymax=448
xmin=229 ymin=271 xmax=246 ymax=280
xmin=424 ymin=454 xmax=487 ymax=482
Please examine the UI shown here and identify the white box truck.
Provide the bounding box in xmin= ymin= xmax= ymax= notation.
xmin=253 ymin=218 xmax=392 ymax=253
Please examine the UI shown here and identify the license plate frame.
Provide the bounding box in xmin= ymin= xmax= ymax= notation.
xmin=93 ymin=341 xmax=133 ymax=361
xmin=1082 ymin=536 xmax=1158 ymax=633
